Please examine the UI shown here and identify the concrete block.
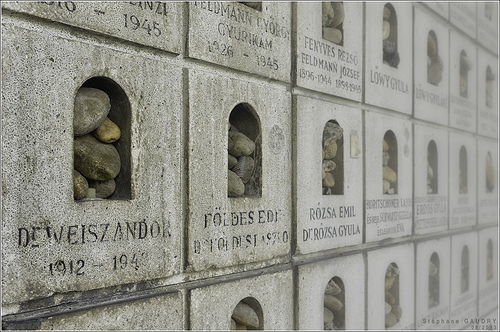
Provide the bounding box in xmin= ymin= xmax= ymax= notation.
xmin=414 ymin=125 xmax=449 ymax=235
xmin=478 ymin=227 xmax=498 ymax=317
xmin=477 ymin=48 xmax=498 ymax=138
xmin=450 ymin=232 xmax=478 ymax=329
xmin=477 ymin=138 xmax=498 ymax=224
xmin=297 ymin=254 xmax=365 ymax=330
xmin=295 ymin=96 xmax=363 ymax=254
xmin=477 ymin=2 xmax=498 ymax=54
xmin=295 ymin=2 xmax=363 ymax=101
xmin=187 ymin=1 xmax=291 ymax=82
xmin=423 ymin=2 xmax=449 ymax=20
xmin=364 ymin=112 xmax=413 ymax=242
xmin=449 ymin=132 xmax=477 ymax=229
xmin=365 ymin=2 xmax=412 ymax=114
xmin=413 ymin=7 xmax=449 ymax=125
xmin=187 ymin=69 xmax=291 ymax=271
xmin=1 ymin=18 xmax=182 ymax=305
xmin=415 ymin=237 xmax=451 ymax=330
xmin=449 ymin=30 xmax=477 ymax=133
xmin=189 ymin=270 xmax=293 ymax=330
xmin=0 ymin=1 xmax=184 ymax=54
xmin=450 ymin=2 xmax=477 ymax=38
xmin=367 ymin=243 xmax=415 ymax=330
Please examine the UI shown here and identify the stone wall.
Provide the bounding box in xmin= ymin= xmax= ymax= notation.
xmin=1 ymin=1 xmax=498 ymax=330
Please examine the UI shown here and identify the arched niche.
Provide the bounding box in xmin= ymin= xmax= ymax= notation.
xmin=73 ymin=77 xmax=131 ymax=201
xmin=487 ymin=239 xmax=493 ymax=281
xmin=230 ymin=297 xmax=264 ymax=330
xmin=459 ymin=146 xmax=468 ymax=194
xmin=323 ymin=276 xmax=345 ymax=330
xmin=486 ymin=66 xmax=494 ymax=108
xmin=427 ymin=30 xmax=443 ymax=86
xmin=427 ymin=140 xmax=438 ymax=194
xmin=461 ymin=245 xmax=469 ymax=293
xmin=429 ymin=252 xmax=440 ymax=308
xmin=322 ymin=120 xmax=344 ymax=195
xmin=383 ymin=130 xmax=398 ymax=195
xmin=383 ymin=3 xmax=399 ymax=68
xmin=227 ymin=103 xmax=262 ymax=198
xmin=321 ymin=2 xmax=345 ymax=46
xmin=385 ymin=262 xmax=401 ymax=329
xmin=486 ymin=151 xmax=494 ymax=193
xmin=459 ymin=50 xmax=470 ymax=98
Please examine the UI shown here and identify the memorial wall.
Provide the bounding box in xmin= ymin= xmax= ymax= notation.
xmin=1 ymin=1 xmax=498 ymax=330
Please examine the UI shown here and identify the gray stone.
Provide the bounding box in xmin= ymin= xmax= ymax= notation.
xmin=383 ymin=152 xmax=390 ymax=166
xmin=330 ymin=2 xmax=345 ymax=28
xmin=385 ymin=312 xmax=397 ymax=327
xmin=323 ymin=138 xmax=338 ymax=160
xmin=383 ymin=180 xmax=391 ymax=194
xmin=428 ymin=55 xmax=443 ymax=85
xmin=93 ymin=117 xmax=121 ymax=143
xmin=88 ymin=179 xmax=116 ymax=199
xmin=228 ymin=154 xmax=238 ymax=169
xmin=322 ymin=2 xmax=335 ymax=27
xmin=232 ymin=303 xmax=259 ymax=329
xmin=323 ymin=27 xmax=343 ymax=44
xmin=460 ymin=53 xmax=473 ymax=72
xmin=228 ymin=131 xmax=255 ymax=157
xmin=486 ymin=155 xmax=495 ymax=192
xmin=231 ymin=155 xmax=254 ymax=184
xmin=73 ymin=169 xmax=88 ymax=200
xmin=428 ymin=34 xmax=438 ymax=57
xmin=391 ymin=305 xmax=402 ymax=319
xmin=385 ymin=301 xmax=392 ymax=315
xmin=323 ymin=160 xmax=337 ymax=173
xmin=324 ymin=307 xmax=334 ymax=324
xmin=323 ymin=122 xmax=343 ymax=142
xmin=322 ymin=172 xmax=335 ymax=188
xmin=228 ymin=170 xmax=245 ymax=197
xmin=383 ymin=139 xmax=389 ymax=152
xmin=85 ymin=187 xmax=96 ymax=198
xmin=325 ymin=279 xmax=342 ymax=296
xmin=383 ymin=166 xmax=397 ymax=183
xmin=324 ymin=294 xmax=343 ymax=312
xmin=385 ymin=276 xmax=396 ymax=290
xmin=73 ymin=87 xmax=110 ymax=136
xmin=385 ymin=291 xmax=396 ymax=305
xmin=383 ymin=6 xmax=392 ymax=19
xmin=382 ymin=21 xmax=391 ymax=40
xmin=74 ymin=134 xmax=121 ymax=181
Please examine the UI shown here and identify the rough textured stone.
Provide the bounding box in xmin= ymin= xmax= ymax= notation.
xmin=73 ymin=169 xmax=88 ymax=200
xmin=228 ymin=170 xmax=245 ymax=197
xmin=230 ymin=319 xmax=237 ymax=330
xmin=330 ymin=2 xmax=344 ymax=28
xmin=391 ymin=305 xmax=402 ymax=319
xmin=323 ymin=138 xmax=338 ymax=159
xmin=383 ymin=166 xmax=397 ymax=183
xmin=73 ymin=87 xmax=111 ymax=136
xmin=324 ymin=307 xmax=334 ymax=324
xmin=232 ymin=303 xmax=259 ymax=328
xmin=322 ymin=2 xmax=335 ymax=27
xmin=228 ymin=131 xmax=255 ymax=157
xmin=231 ymin=156 xmax=254 ymax=184
xmin=323 ymin=160 xmax=337 ymax=173
xmin=88 ymin=179 xmax=116 ymax=199
xmin=228 ymin=154 xmax=238 ymax=169
xmin=325 ymin=279 xmax=342 ymax=296
xmin=385 ymin=312 xmax=397 ymax=327
xmin=383 ymin=152 xmax=390 ymax=166
xmin=322 ymin=172 xmax=335 ymax=188
xmin=323 ymin=27 xmax=342 ymax=44
xmin=74 ymin=134 xmax=121 ymax=181
xmin=93 ymin=117 xmax=121 ymax=143
xmin=386 ymin=264 xmax=400 ymax=277
xmin=85 ymin=187 xmax=96 ymax=198
xmin=324 ymin=294 xmax=343 ymax=312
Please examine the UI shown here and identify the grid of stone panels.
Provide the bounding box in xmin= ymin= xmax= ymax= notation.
xmin=1 ymin=2 xmax=498 ymax=330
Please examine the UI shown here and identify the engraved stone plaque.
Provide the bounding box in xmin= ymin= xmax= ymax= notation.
xmin=413 ymin=7 xmax=449 ymax=125
xmin=295 ymin=2 xmax=363 ymax=101
xmin=414 ymin=125 xmax=449 ymax=235
xmin=364 ymin=112 xmax=413 ymax=242
xmin=188 ymin=1 xmax=291 ymax=82
xmin=295 ymin=96 xmax=363 ymax=254
xmin=1 ymin=19 xmax=182 ymax=305
xmin=477 ymin=2 xmax=498 ymax=54
xmin=187 ymin=69 xmax=291 ymax=271
xmin=450 ymin=2 xmax=477 ymax=39
xmin=1 ymin=1 xmax=183 ymax=54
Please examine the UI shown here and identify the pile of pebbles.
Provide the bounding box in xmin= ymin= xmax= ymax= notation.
xmin=323 ymin=278 xmax=345 ymax=330
xmin=385 ymin=264 xmax=402 ymax=328
xmin=322 ymin=122 xmax=343 ymax=195
xmin=382 ymin=139 xmax=397 ymax=194
xmin=459 ymin=52 xmax=472 ymax=98
xmin=230 ymin=302 xmax=259 ymax=330
xmin=428 ymin=259 xmax=439 ymax=307
xmin=322 ymin=2 xmax=344 ymax=45
xmin=486 ymin=154 xmax=495 ymax=193
xmin=382 ymin=6 xmax=400 ymax=68
xmin=427 ymin=33 xmax=443 ymax=85
xmin=427 ymin=160 xmax=434 ymax=194
xmin=227 ymin=123 xmax=256 ymax=197
xmin=73 ymin=87 xmax=121 ymax=200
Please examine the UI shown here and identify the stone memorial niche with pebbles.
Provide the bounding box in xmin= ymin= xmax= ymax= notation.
xmin=486 ymin=66 xmax=495 ymax=108
xmin=382 ymin=131 xmax=398 ymax=194
xmin=382 ymin=3 xmax=399 ymax=68
xmin=230 ymin=298 xmax=263 ymax=330
xmin=323 ymin=277 xmax=345 ymax=330
xmin=428 ymin=253 xmax=440 ymax=308
xmin=322 ymin=121 xmax=344 ymax=195
xmin=486 ymin=152 xmax=495 ymax=193
xmin=322 ymin=2 xmax=345 ymax=45
xmin=427 ymin=30 xmax=443 ymax=86
xmin=427 ymin=141 xmax=438 ymax=194
xmin=384 ymin=263 xmax=402 ymax=329
xmin=227 ymin=103 xmax=262 ymax=198
xmin=73 ymin=77 xmax=131 ymax=201
xmin=459 ymin=50 xmax=472 ymax=98
xmin=459 ymin=146 xmax=468 ymax=194
xmin=461 ymin=246 xmax=469 ymax=293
